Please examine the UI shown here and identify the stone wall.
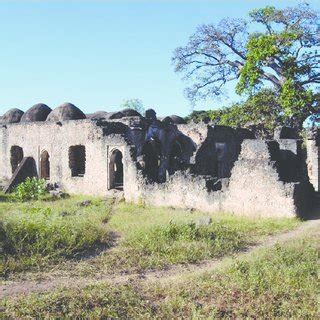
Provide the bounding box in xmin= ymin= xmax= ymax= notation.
xmin=0 ymin=120 xmax=125 ymax=195
xmin=306 ymin=128 xmax=320 ymax=192
xmin=134 ymin=140 xmax=308 ymax=218
xmin=0 ymin=114 xmax=318 ymax=218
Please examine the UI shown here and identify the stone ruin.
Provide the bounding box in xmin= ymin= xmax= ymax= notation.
xmin=0 ymin=102 xmax=319 ymax=218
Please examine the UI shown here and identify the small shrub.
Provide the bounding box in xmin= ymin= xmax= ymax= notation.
xmin=14 ymin=177 xmax=47 ymax=201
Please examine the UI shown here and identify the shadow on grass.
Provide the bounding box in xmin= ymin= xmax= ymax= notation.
xmin=0 ymin=194 xmax=16 ymax=203
xmin=68 ymin=231 xmax=121 ymax=262
xmin=1 ymin=230 xmax=121 ymax=279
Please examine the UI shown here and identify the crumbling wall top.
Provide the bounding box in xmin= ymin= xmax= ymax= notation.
xmin=274 ymin=126 xmax=298 ymax=140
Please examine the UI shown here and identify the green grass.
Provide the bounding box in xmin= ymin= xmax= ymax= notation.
xmin=3 ymin=232 xmax=318 ymax=318
xmin=77 ymin=202 xmax=300 ymax=274
xmin=0 ymin=195 xmax=301 ymax=279
xmin=151 ymin=235 xmax=319 ymax=318
xmin=0 ymin=195 xmax=113 ymax=277
xmin=3 ymin=283 xmax=154 ymax=319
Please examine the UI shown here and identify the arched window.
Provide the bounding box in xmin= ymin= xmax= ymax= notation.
xmin=142 ymin=139 xmax=161 ymax=183
xmin=109 ymin=149 xmax=123 ymax=190
xmin=10 ymin=146 xmax=24 ymax=173
xmin=69 ymin=145 xmax=86 ymax=177
xmin=40 ymin=150 xmax=50 ymax=180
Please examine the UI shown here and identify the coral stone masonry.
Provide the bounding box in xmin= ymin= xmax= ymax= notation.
xmin=0 ymin=103 xmax=319 ymax=218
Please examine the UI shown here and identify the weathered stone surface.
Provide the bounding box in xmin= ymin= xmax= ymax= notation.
xmin=21 ymin=103 xmax=52 ymax=122
xmin=86 ymin=111 xmax=109 ymax=120
xmin=105 ymin=111 xmax=124 ymax=119
xmin=133 ymin=139 xmax=311 ymax=218
xmin=121 ymin=108 xmax=142 ymax=118
xmin=223 ymin=140 xmax=297 ymax=217
xmin=1 ymin=108 xmax=24 ymax=124
xmin=169 ymin=115 xmax=186 ymax=124
xmin=4 ymin=157 xmax=38 ymax=193
xmin=274 ymin=126 xmax=298 ymax=140
xmin=46 ymin=103 xmax=86 ymax=121
xmin=306 ymin=138 xmax=319 ymax=192
xmin=49 ymin=190 xmax=69 ymax=199
xmin=306 ymin=127 xmax=320 ymax=145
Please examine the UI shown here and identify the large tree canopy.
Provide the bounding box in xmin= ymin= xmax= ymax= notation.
xmin=173 ymin=3 xmax=320 ymax=128
xmin=185 ymin=89 xmax=285 ymax=137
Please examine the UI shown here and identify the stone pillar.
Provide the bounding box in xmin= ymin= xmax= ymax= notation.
xmin=306 ymin=128 xmax=320 ymax=192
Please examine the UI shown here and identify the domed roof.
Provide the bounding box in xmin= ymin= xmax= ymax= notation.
xmin=120 ymin=108 xmax=142 ymax=117
xmin=2 ymin=108 xmax=24 ymax=123
xmin=162 ymin=116 xmax=174 ymax=126
xmin=46 ymin=103 xmax=86 ymax=121
xmin=86 ymin=111 xmax=109 ymax=120
xmin=169 ymin=115 xmax=187 ymax=124
xmin=105 ymin=111 xmax=124 ymax=120
xmin=21 ymin=103 xmax=52 ymax=122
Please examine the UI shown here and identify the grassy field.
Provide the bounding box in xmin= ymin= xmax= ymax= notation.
xmin=3 ymin=232 xmax=318 ymax=318
xmin=82 ymin=202 xmax=301 ymax=275
xmin=0 ymin=194 xmax=113 ymax=277
xmin=0 ymin=194 xmax=300 ymax=279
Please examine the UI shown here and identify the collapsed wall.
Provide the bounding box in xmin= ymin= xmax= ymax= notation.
xmin=131 ymin=139 xmax=314 ymax=218
xmin=223 ymin=140 xmax=305 ymax=218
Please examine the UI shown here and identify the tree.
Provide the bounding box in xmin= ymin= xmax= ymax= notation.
xmin=173 ymin=3 xmax=320 ymax=128
xmin=186 ymin=89 xmax=285 ymax=137
xmin=121 ymin=98 xmax=145 ymax=115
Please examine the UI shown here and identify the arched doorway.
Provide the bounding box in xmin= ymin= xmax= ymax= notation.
xmin=109 ymin=149 xmax=123 ymax=190
xmin=10 ymin=146 xmax=24 ymax=173
xmin=169 ymin=140 xmax=183 ymax=175
xmin=142 ymin=139 xmax=161 ymax=183
xmin=40 ymin=150 xmax=50 ymax=180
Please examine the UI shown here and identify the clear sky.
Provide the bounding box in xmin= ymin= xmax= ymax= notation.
xmin=0 ymin=0 xmax=319 ymax=117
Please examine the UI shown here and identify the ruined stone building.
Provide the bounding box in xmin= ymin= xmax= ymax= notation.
xmin=0 ymin=102 xmax=319 ymax=218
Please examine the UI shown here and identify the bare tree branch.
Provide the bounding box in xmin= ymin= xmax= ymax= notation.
xmin=172 ymin=4 xmax=319 ymax=101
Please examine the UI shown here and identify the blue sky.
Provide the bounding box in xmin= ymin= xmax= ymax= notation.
xmin=0 ymin=0 xmax=319 ymax=117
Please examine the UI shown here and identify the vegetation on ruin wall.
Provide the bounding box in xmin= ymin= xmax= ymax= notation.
xmin=3 ymin=234 xmax=318 ymax=318
xmin=175 ymin=4 xmax=320 ymax=132
xmin=0 ymin=195 xmax=299 ymax=279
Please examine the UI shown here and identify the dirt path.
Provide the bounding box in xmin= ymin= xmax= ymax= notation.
xmin=1 ymin=219 xmax=319 ymax=299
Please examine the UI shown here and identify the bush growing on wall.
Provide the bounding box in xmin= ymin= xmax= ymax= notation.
xmin=14 ymin=177 xmax=47 ymax=201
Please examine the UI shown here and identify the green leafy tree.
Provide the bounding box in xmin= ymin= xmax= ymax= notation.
xmin=185 ymin=110 xmax=212 ymax=123
xmin=186 ymin=89 xmax=284 ymax=136
xmin=217 ymin=90 xmax=285 ymax=136
xmin=121 ymin=98 xmax=145 ymax=115
xmin=173 ymin=3 xmax=320 ymax=128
